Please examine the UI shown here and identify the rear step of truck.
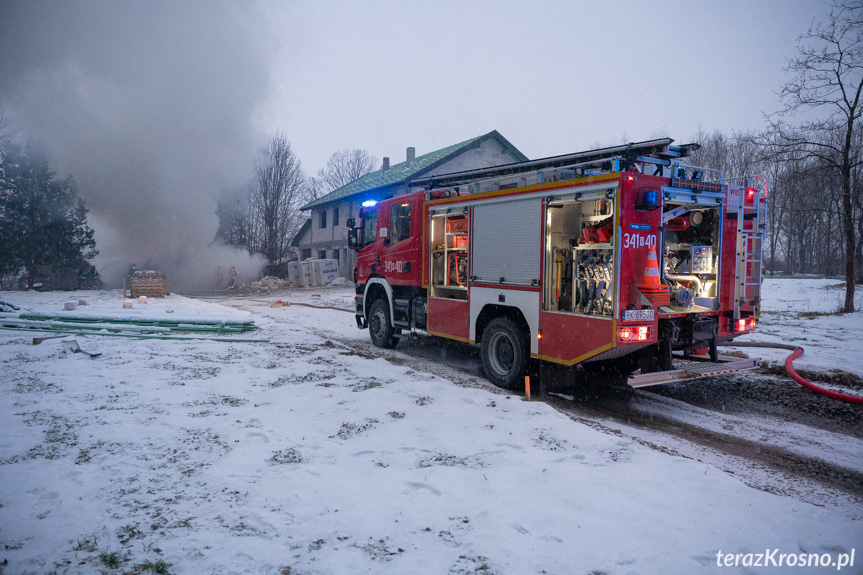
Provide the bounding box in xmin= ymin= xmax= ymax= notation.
xmin=626 ymin=355 xmax=761 ymax=388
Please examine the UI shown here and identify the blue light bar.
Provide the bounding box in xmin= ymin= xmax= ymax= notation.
xmin=642 ymin=190 xmax=659 ymax=206
xmin=362 ymin=200 xmax=377 ymax=208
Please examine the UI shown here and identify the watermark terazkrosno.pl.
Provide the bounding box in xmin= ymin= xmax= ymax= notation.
xmin=716 ymin=549 xmax=855 ymax=570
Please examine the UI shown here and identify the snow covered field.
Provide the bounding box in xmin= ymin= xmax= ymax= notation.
xmin=0 ymin=278 xmax=861 ymax=574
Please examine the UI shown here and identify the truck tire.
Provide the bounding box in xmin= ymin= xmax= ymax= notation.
xmin=368 ymin=297 xmax=400 ymax=349
xmin=481 ymin=317 xmax=528 ymax=390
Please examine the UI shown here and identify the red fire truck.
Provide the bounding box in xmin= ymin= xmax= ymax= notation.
xmin=347 ymin=139 xmax=766 ymax=391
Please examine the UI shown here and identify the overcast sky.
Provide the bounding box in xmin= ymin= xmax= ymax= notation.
xmin=1 ymin=0 xmax=830 ymax=175
xmin=0 ymin=0 xmax=833 ymax=279
xmin=258 ymin=0 xmax=828 ymax=169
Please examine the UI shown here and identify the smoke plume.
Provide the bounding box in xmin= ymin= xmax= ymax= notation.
xmin=0 ymin=0 xmax=273 ymax=290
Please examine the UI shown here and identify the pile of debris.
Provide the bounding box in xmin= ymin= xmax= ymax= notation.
xmin=247 ymin=276 xmax=291 ymax=293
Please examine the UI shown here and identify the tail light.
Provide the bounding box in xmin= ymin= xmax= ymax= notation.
xmin=618 ymin=325 xmax=651 ymax=343
xmin=731 ymin=317 xmax=756 ymax=332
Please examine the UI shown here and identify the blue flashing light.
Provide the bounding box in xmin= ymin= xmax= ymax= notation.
xmin=642 ymin=190 xmax=659 ymax=206
xmin=362 ymin=200 xmax=377 ymax=208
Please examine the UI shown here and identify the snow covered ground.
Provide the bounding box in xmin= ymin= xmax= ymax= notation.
xmin=731 ymin=277 xmax=863 ymax=378
xmin=0 ymin=278 xmax=860 ymax=574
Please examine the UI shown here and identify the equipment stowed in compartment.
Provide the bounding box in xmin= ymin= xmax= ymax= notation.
xmin=573 ymin=246 xmax=614 ymax=316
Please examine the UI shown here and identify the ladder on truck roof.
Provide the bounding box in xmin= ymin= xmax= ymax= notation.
xmin=731 ymin=175 xmax=768 ymax=319
xmin=409 ymin=138 xmax=700 ymax=190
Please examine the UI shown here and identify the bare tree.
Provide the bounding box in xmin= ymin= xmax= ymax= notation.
xmin=765 ymin=0 xmax=863 ymax=311
xmin=306 ymin=148 xmax=377 ymax=202
xmin=251 ymin=133 xmax=306 ymax=265
xmin=214 ymin=186 xmax=253 ymax=248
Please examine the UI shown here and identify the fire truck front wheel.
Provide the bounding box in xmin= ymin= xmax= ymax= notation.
xmin=481 ymin=317 xmax=528 ymax=390
xmin=368 ymin=298 xmax=400 ymax=349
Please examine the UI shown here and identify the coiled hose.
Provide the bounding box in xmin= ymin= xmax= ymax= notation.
xmin=723 ymin=341 xmax=863 ymax=404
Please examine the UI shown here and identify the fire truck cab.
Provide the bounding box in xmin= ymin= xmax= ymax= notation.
xmin=348 ymin=139 xmax=766 ymax=391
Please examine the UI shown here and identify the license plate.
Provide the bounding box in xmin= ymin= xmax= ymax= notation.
xmin=623 ymin=309 xmax=655 ymax=321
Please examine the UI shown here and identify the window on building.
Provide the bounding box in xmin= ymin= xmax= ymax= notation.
xmin=301 ymin=249 xmax=311 ymax=260
xmin=319 ymin=250 xmax=327 ymax=260
xmin=333 ymin=206 xmax=340 ymax=227
xmin=333 ymin=249 xmax=340 ymax=263
xmin=320 ymin=210 xmax=327 ymax=229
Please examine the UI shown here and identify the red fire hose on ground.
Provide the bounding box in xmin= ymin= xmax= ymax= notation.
xmin=724 ymin=341 xmax=863 ymax=404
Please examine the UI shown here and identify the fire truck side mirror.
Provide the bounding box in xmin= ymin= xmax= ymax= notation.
xmin=346 ymin=218 xmax=355 ymax=228
xmin=348 ymin=227 xmax=359 ymax=251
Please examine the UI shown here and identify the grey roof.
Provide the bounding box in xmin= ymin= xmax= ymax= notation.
xmin=300 ymin=130 xmax=526 ymax=211
xmin=290 ymin=218 xmax=311 ymax=247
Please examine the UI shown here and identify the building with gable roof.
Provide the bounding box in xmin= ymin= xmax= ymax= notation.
xmin=294 ymin=130 xmax=527 ymax=277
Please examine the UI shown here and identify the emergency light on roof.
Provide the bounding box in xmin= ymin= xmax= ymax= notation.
xmin=362 ymin=200 xmax=377 ymax=208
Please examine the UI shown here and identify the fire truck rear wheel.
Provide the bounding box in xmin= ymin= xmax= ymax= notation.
xmin=368 ymin=297 xmax=400 ymax=349
xmin=481 ymin=317 xmax=528 ymax=390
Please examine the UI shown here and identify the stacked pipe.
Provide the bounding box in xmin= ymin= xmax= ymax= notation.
xmin=0 ymin=313 xmax=262 ymax=342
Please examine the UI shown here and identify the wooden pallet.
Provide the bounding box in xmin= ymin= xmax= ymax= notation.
xmin=130 ymin=271 xmax=168 ymax=298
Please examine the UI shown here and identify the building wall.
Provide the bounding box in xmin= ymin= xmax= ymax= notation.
xmin=426 ymin=138 xmax=520 ymax=178
xmin=298 ymin=137 xmax=524 ymax=278
xmin=300 ymin=198 xmax=362 ymax=277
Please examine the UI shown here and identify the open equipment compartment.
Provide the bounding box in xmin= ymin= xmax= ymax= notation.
xmin=660 ymin=190 xmax=723 ymax=313
xmin=544 ymin=196 xmax=615 ymax=317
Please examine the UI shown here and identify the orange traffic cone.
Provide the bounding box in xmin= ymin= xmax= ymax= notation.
xmin=638 ymin=244 xmax=670 ymax=306
xmin=640 ymin=246 xmax=661 ymax=287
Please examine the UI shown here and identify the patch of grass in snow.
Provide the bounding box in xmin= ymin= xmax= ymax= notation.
xmin=352 ymin=378 xmax=386 ymax=392
xmin=332 ymin=418 xmax=379 ymax=439
xmin=152 ymin=362 xmax=221 ymax=380
xmin=415 ymin=395 xmax=433 ymax=406
xmin=12 ymin=374 xmax=62 ymax=394
xmin=450 ymin=554 xmax=496 ymax=574
xmin=76 ymin=441 xmax=113 ymax=464
xmin=418 ymin=453 xmax=476 ymax=468
xmin=2 ymin=410 xmax=79 ymax=463
xmin=99 ymin=549 xmax=124 ymax=569
xmin=534 ymin=430 xmax=567 ymax=451
xmin=269 ymin=370 xmax=337 ymax=387
xmin=72 ymin=535 xmax=99 ymax=555
xmin=116 ymin=524 xmax=145 ymax=542
xmin=183 ymin=395 xmax=247 ymax=408
xmin=354 ymin=537 xmax=404 ymax=561
xmin=9 ymin=351 xmax=44 ymax=363
xmin=137 ymin=559 xmax=174 ymax=574
xmin=798 ymin=309 xmax=848 ymax=319
xmin=275 ymin=342 xmax=324 ymax=355
xmin=229 ymin=521 xmax=269 ymax=538
xmin=387 ymin=411 xmax=405 ymax=419
xmin=269 ymin=448 xmax=303 ymax=464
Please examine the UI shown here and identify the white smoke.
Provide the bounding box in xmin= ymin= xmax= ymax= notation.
xmin=0 ymin=0 xmax=275 ymax=290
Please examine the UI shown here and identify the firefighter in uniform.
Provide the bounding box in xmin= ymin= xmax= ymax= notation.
xmin=228 ymin=266 xmax=238 ymax=289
